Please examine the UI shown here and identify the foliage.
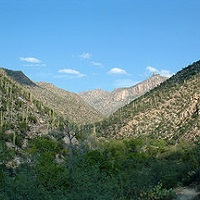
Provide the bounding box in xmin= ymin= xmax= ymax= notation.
xmin=0 ymin=61 xmax=199 ymax=199
xmin=1 ymin=135 xmax=200 ymax=199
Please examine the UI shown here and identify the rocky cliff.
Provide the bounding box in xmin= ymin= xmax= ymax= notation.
xmin=79 ymin=74 xmax=167 ymax=116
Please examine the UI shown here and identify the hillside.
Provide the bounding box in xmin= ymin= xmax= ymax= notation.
xmin=0 ymin=69 xmax=68 ymax=147
xmin=27 ymin=82 xmax=104 ymax=124
xmin=2 ymin=68 xmax=104 ymax=124
xmin=1 ymin=61 xmax=200 ymax=200
xmin=3 ymin=68 xmax=36 ymax=87
xmin=79 ymin=74 xmax=167 ymax=116
xmin=92 ymin=61 xmax=200 ymax=141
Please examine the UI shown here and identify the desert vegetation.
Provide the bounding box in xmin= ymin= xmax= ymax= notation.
xmin=0 ymin=61 xmax=199 ymax=199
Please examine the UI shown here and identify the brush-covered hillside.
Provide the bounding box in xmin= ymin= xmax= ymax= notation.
xmin=0 ymin=69 xmax=69 ymax=146
xmin=27 ymin=82 xmax=104 ymax=124
xmin=93 ymin=61 xmax=200 ymax=141
xmin=2 ymin=68 xmax=104 ymax=124
xmin=1 ymin=61 xmax=200 ymax=200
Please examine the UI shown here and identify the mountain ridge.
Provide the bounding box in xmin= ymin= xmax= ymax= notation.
xmin=0 ymin=60 xmax=200 ymax=200
xmin=2 ymin=68 xmax=36 ymax=87
xmin=2 ymin=67 xmax=167 ymax=122
xmin=0 ymin=67 xmax=104 ymax=124
xmin=91 ymin=60 xmax=200 ymax=141
xmin=79 ymin=74 xmax=167 ymax=116
xmin=28 ymin=81 xmax=104 ymax=124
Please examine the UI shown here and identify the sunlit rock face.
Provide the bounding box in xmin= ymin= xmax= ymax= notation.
xmin=79 ymin=74 xmax=167 ymax=116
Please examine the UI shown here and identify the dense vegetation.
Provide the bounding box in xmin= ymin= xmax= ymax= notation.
xmin=1 ymin=135 xmax=200 ymax=199
xmin=0 ymin=61 xmax=200 ymax=199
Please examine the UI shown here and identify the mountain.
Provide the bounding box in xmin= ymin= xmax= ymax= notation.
xmin=27 ymin=82 xmax=104 ymax=124
xmin=2 ymin=68 xmax=104 ymax=124
xmin=0 ymin=68 xmax=65 ymax=144
xmin=90 ymin=61 xmax=200 ymax=141
xmin=1 ymin=61 xmax=200 ymax=200
xmin=2 ymin=68 xmax=36 ymax=87
xmin=79 ymin=74 xmax=167 ymax=116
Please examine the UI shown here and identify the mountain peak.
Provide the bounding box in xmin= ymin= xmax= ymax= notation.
xmin=152 ymin=72 xmax=160 ymax=76
xmin=93 ymin=60 xmax=200 ymax=140
xmin=79 ymin=75 xmax=167 ymax=116
xmin=1 ymin=68 xmax=36 ymax=87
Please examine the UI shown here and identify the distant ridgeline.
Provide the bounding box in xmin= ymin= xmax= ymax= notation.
xmin=1 ymin=68 xmax=36 ymax=86
xmin=0 ymin=60 xmax=199 ymax=144
xmin=79 ymin=74 xmax=167 ymax=116
xmin=0 ymin=68 xmax=104 ymax=124
xmin=88 ymin=60 xmax=200 ymax=141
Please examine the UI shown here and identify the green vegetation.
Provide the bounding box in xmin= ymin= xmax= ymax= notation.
xmin=1 ymin=135 xmax=200 ymax=199
xmin=0 ymin=68 xmax=71 ymax=136
xmin=89 ymin=60 xmax=200 ymax=140
xmin=0 ymin=61 xmax=199 ymax=199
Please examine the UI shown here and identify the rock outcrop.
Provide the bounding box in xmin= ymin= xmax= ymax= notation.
xmin=79 ymin=74 xmax=167 ymax=116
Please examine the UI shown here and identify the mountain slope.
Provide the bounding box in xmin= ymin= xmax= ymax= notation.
xmin=3 ymin=68 xmax=36 ymax=87
xmin=79 ymin=74 xmax=167 ymax=116
xmin=0 ymin=62 xmax=200 ymax=200
xmin=27 ymin=82 xmax=104 ymax=124
xmin=93 ymin=61 xmax=200 ymax=141
xmin=0 ymin=69 xmax=66 ymax=147
xmin=1 ymin=68 xmax=104 ymax=124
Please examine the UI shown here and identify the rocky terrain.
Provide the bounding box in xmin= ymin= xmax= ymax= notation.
xmin=79 ymin=74 xmax=167 ymax=116
xmin=27 ymin=82 xmax=104 ymax=124
xmin=0 ymin=68 xmax=59 ymax=141
xmin=0 ymin=60 xmax=200 ymax=200
xmin=2 ymin=68 xmax=104 ymax=124
xmin=89 ymin=61 xmax=200 ymax=141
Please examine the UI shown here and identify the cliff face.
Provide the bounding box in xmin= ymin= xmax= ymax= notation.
xmin=113 ymin=74 xmax=167 ymax=101
xmin=79 ymin=74 xmax=167 ymax=116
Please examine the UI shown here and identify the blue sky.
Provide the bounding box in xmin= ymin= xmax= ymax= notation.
xmin=1 ymin=0 xmax=200 ymax=93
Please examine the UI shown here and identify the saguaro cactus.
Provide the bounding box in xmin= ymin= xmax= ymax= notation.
xmin=0 ymin=111 xmax=4 ymax=127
